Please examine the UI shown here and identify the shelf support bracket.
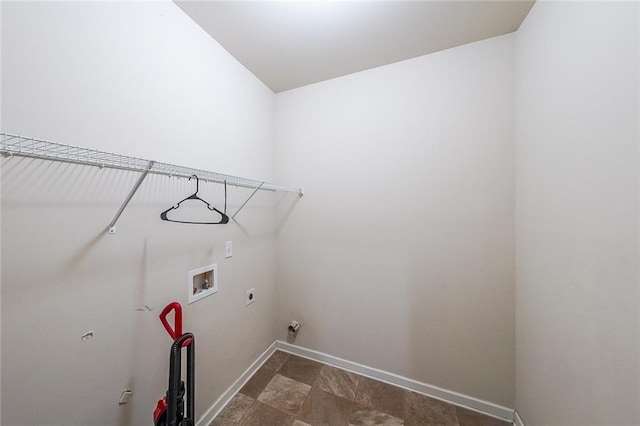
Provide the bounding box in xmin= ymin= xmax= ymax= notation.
xmin=231 ymin=182 xmax=264 ymax=221
xmin=107 ymin=161 xmax=155 ymax=235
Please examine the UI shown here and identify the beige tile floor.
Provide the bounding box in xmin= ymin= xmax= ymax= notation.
xmin=210 ymin=350 xmax=511 ymax=426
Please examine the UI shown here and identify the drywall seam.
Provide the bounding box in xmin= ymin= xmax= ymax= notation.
xmin=276 ymin=341 xmax=514 ymax=422
xmin=196 ymin=341 xmax=278 ymax=426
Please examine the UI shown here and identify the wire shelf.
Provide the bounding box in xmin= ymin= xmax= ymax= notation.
xmin=0 ymin=132 xmax=301 ymax=193
xmin=0 ymin=132 xmax=303 ymax=234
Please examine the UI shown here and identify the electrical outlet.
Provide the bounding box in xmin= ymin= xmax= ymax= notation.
xmin=246 ymin=288 xmax=255 ymax=306
xmin=225 ymin=241 xmax=233 ymax=258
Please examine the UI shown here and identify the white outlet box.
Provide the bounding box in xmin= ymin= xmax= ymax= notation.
xmin=225 ymin=241 xmax=233 ymax=258
xmin=246 ymin=288 xmax=255 ymax=305
xmin=188 ymin=263 xmax=218 ymax=304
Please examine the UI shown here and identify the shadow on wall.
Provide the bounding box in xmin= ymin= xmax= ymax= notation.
xmin=275 ymin=190 xmax=302 ymax=234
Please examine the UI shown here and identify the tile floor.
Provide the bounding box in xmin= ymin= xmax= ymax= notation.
xmin=210 ymin=350 xmax=510 ymax=426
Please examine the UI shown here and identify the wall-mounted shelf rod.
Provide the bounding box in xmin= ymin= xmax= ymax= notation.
xmin=0 ymin=133 xmax=303 ymax=233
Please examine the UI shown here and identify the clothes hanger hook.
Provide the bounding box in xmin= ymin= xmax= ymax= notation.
xmin=189 ymin=174 xmax=199 ymax=194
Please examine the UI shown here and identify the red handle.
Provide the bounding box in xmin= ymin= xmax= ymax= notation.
xmin=159 ymin=302 xmax=192 ymax=347
xmin=159 ymin=302 xmax=183 ymax=340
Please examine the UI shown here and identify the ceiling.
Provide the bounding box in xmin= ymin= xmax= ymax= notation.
xmin=175 ymin=1 xmax=535 ymax=93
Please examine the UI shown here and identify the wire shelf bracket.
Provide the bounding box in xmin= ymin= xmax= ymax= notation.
xmin=0 ymin=132 xmax=303 ymax=234
xmin=232 ymin=182 xmax=264 ymax=221
xmin=107 ymin=160 xmax=155 ymax=235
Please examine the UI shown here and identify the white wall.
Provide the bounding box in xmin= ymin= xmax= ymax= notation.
xmin=515 ymin=2 xmax=639 ymax=425
xmin=1 ymin=2 xmax=279 ymax=425
xmin=275 ymin=34 xmax=516 ymax=408
xmin=0 ymin=2 xmax=3 ymax=423
xmin=5 ymin=3 xmax=639 ymax=425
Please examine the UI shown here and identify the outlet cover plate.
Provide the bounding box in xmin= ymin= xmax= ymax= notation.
xmin=246 ymin=288 xmax=255 ymax=306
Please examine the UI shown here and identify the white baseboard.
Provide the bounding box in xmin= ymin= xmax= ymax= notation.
xmin=196 ymin=341 xmax=278 ymax=426
xmin=196 ymin=339 xmax=516 ymax=425
xmin=276 ymin=341 xmax=515 ymax=423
